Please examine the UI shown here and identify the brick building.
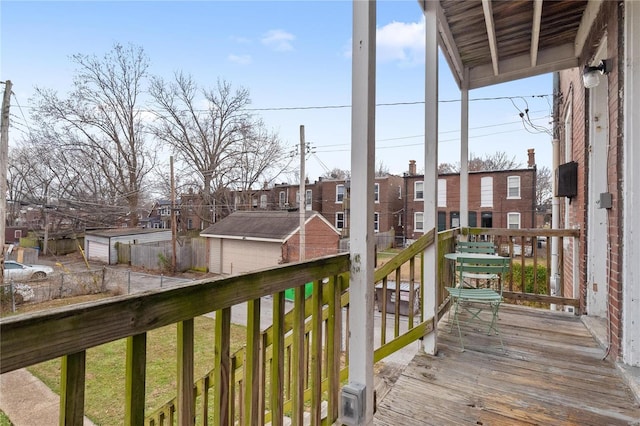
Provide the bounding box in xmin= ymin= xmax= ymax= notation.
xmin=403 ymin=154 xmax=537 ymax=242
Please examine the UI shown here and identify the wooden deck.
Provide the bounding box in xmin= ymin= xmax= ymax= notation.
xmin=374 ymin=304 xmax=640 ymax=425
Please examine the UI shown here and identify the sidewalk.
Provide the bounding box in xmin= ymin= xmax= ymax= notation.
xmin=0 ymin=369 xmax=95 ymax=426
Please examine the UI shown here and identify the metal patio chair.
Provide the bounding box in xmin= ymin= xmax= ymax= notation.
xmin=445 ymin=255 xmax=511 ymax=351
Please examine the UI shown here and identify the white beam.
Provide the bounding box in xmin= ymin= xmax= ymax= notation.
xmin=468 ymin=43 xmax=578 ymax=89
xmin=460 ymin=70 xmax=469 ymax=228
xmin=575 ymin=0 xmax=604 ymax=58
xmin=623 ymin=0 xmax=640 ymax=367
xmin=348 ymin=0 xmax=376 ymax=422
xmin=481 ymin=0 xmax=500 ymax=76
xmin=531 ymin=0 xmax=543 ymax=67
xmin=422 ymin=0 xmax=438 ymax=355
xmin=436 ymin=3 xmax=464 ymax=84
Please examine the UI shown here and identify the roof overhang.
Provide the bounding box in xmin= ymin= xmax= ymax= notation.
xmin=423 ymin=0 xmax=603 ymax=89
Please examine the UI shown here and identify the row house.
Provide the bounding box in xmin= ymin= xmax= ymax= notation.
xmin=403 ymin=155 xmax=537 ymax=242
xmin=149 ymin=152 xmax=536 ymax=245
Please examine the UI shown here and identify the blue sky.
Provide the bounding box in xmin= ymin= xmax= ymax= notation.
xmin=1 ymin=1 xmax=554 ymax=182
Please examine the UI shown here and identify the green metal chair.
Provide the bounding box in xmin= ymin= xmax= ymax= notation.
xmin=456 ymin=240 xmax=496 ymax=254
xmin=455 ymin=241 xmax=498 ymax=288
xmin=445 ymin=255 xmax=511 ymax=351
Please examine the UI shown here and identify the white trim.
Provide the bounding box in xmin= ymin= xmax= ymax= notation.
xmin=335 ymin=184 xmax=345 ymax=203
xmin=623 ymin=0 xmax=640 ymax=367
xmin=414 ymin=180 xmax=424 ymax=200
xmin=437 ymin=179 xmax=447 ymax=207
xmin=414 ymin=211 xmax=424 ymax=233
xmin=507 ymin=212 xmax=521 ymax=229
xmin=200 ymin=234 xmax=283 ymax=243
xmin=506 ymin=175 xmax=521 ymax=199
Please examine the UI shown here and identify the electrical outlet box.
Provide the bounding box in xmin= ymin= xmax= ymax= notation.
xmin=340 ymin=382 xmax=366 ymax=425
xmin=599 ymin=192 xmax=612 ymax=209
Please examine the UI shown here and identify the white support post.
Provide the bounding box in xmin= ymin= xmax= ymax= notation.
xmin=422 ymin=0 xmax=438 ymax=355
xmin=623 ymin=0 xmax=640 ymax=366
xmin=346 ymin=0 xmax=376 ymax=423
xmin=460 ymin=76 xmax=469 ymax=229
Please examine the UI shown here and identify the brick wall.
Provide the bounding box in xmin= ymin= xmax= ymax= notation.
xmin=283 ymin=216 xmax=340 ymax=262
xmin=557 ymin=0 xmax=622 ymax=359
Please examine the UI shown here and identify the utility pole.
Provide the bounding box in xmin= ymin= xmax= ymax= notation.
xmin=299 ymin=125 xmax=306 ymax=261
xmin=1 ymin=80 xmax=12 ymax=283
xmin=170 ymin=156 xmax=177 ymax=273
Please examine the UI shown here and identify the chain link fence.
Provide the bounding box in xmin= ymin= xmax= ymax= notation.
xmin=1 ymin=267 xmax=193 ymax=313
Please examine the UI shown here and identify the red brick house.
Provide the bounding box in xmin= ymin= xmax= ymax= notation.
xmin=200 ymin=210 xmax=339 ymax=275
xmin=403 ymin=158 xmax=537 ymax=242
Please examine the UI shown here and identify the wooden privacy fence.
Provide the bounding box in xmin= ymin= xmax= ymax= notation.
xmin=118 ymin=237 xmax=209 ymax=272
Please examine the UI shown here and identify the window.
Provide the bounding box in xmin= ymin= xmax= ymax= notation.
xmin=414 ymin=181 xmax=424 ymax=200
xmin=507 ymin=212 xmax=521 ymax=229
xmin=336 ymin=212 xmax=345 ymax=230
xmin=374 ymin=183 xmax=380 ymax=203
xmin=507 ymin=176 xmax=521 ymax=199
xmin=468 ymin=211 xmax=477 ymax=227
xmin=260 ymin=194 xmax=267 ymax=209
xmin=336 ymin=184 xmax=345 ymax=203
xmin=481 ymin=177 xmax=493 ymax=207
xmin=14 ymin=230 xmax=22 ymax=240
xmin=437 ymin=211 xmax=446 ymax=231
xmin=398 ymin=185 xmax=402 ymax=199
xmin=437 ymin=179 xmax=447 ymax=207
xmin=414 ymin=212 xmax=424 ymax=232
xmin=450 ymin=211 xmax=460 ymax=228
xmin=374 ymin=212 xmax=380 ymax=232
xmin=306 ymin=189 xmax=312 ymax=210
xmin=252 ymin=197 xmax=258 ymax=208
xmin=279 ymin=191 xmax=286 ymax=208
xmin=187 ymin=218 xmax=193 ymax=230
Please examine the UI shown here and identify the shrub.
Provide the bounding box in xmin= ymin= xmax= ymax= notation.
xmin=509 ymin=263 xmax=548 ymax=294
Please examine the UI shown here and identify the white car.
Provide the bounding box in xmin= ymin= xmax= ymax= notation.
xmin=3 ymin=260 xmax=54 ymax=282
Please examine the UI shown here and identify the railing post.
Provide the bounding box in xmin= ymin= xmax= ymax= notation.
xmin=177 ymin=319 xmax=195 ymax=425
xmin=270 ymin=291 xmax=285 ymax=426
xmin=291 ymin=285 xmax=305 ymax=425
xmin=244 ymin=298 xmax=261 ymax=425
xmin=125 ymin=333 xmax=147 ymax=424
xmin=59 ymin=351 xmax=86 ymax=426
xmin=213 ymin=307 xmax=231 ymax=426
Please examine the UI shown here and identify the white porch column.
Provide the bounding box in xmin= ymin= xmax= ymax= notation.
xmin=347 ymin=0 xmax=376 ymax=423
xmin=422 ymin=0 xmax=438 ymax=355
xmin=623 ymin=0 xmax=640 ymax=367
xmin=460 ymin=77 xmax=469 ymax=229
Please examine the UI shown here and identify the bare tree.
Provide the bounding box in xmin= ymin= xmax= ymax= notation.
xmin=32 ymin=43 xmax=155 ymax=227
xmin=536 ymin=165 xmax=553 ymax=212
xmin=438 ymin=151 xmax=522 ymax=173
xmin=321 ymin=168 xmax=350 ymax=180
xmin=375 ymin=160 xmax=390 ymax=177
xmin=149 ymin=73 xmax=285 ymax=225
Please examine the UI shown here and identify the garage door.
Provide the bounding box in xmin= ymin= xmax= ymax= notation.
xmin=222 ymin=240 xmax=281 ymax=275
xmin=87 ymin=240 xmax=109 ymax=263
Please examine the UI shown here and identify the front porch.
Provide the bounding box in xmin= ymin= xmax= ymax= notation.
xmin=374 ymin=304 xmax=640 ymax=425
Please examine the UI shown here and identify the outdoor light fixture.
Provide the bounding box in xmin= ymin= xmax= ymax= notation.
xmin=583 ymin=59 xmax=611 ymax=89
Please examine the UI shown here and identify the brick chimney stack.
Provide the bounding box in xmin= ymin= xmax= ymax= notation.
xmin=527 ymin=149 xmax=536 ymax=168
xmin=409 ymin=160 xmax=417 ymax=176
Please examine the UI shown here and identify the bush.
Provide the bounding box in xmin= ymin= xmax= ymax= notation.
xmin=509 ymin=263 xmax=548 ymax=294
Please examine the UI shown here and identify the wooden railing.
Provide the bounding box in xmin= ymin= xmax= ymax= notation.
xmin=1 ymin=231 xmax=441 ymax=425
xmin=463 ymin=227 xmax=581 ymax=309
xmin=0 ymin=227 xmax=578 ymax=425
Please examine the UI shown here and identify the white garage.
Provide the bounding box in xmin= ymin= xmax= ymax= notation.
xmin=84 ymin=228 xmax=172 ymax=264
xmin=201 ymin=210 xmax=339 ymax=276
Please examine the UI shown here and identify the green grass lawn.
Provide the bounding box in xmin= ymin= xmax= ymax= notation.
xmin=0 ymin=410 xmax=12 ymax=426
xmin=28 ymin=315 xmax=246 ymax=425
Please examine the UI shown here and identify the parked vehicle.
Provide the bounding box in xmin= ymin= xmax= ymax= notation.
xmin=3 ymin=260 xmax=54 ymax=282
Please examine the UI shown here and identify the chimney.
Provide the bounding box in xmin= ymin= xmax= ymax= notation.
xmin=527 ymin=149 xmax=536 ymax=168
xmin=409 ymin=160 xmax=417 ymax=176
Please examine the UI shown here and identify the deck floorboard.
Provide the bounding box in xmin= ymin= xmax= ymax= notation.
xmin=374 ymin=305 xmax=640 ymax=426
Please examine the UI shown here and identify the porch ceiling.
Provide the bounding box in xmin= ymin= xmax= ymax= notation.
xmin=422 ymin=0 xmax=601 ymax=89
